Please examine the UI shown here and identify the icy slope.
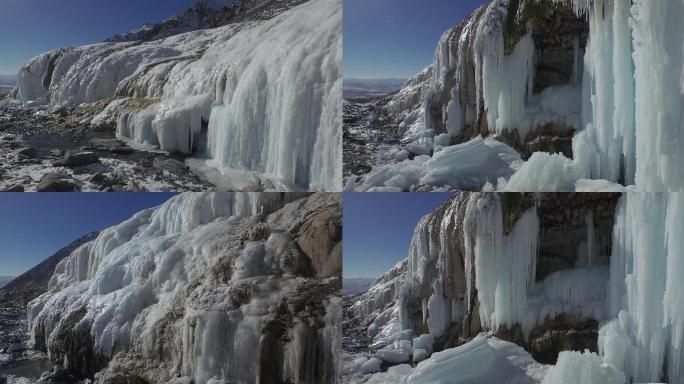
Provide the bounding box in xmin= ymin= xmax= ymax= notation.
xmin=28 ymin=192 xmax=341 ymax=383
xmin=15 ymin=0 xmax=341 ymax=191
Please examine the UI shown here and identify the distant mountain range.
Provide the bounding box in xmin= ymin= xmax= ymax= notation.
xmin=343 ymin=277 xmax=376 ymax=296
xmin=0 ymin=231 xmax=99 ymax=305
xmin=343 ymin=78 xmax=406 ymax=101
xmin=0 ymin=74 xmax=17 ymax=86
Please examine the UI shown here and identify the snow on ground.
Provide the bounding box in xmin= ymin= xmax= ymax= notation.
xmin=344 ymin=336 xmax=549 ymax=384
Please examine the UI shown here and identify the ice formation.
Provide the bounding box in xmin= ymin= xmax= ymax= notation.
xmin=350 ymin=192 xmax=617 ymax=373
xmin=346 ymin=191 xmax=684 ymax=383
xmin=463 ymin=194 xmax=539 ymax=330
xmin=598 ymin=192 xmax=684 ymax=383
xmin=345 ymin=136 xmax=521 ymax=192
xmin=15 ymin=0 xmax=342 ymax=191
xmin=361 ymin=336 xmax=548 ymax=384
xmin=27 ymin=192 xmax=341 ymax=383
xmin=352 ymin=0 xmax=684 ymax=192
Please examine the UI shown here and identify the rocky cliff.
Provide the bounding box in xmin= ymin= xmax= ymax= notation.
xmin=27 ymin=192 xmax=341 ymax=384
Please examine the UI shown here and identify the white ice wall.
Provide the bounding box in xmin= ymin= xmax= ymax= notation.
xmin=27 ymin=192 xmax=338 ymax=383
xmin=599 ymin=192 xmax=684 ymax=383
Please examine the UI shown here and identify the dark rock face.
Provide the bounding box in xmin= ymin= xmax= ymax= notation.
xmin=106 ymin=0 xmax=311 ymax=43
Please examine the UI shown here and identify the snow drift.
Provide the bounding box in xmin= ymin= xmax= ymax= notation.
xmin=28 ymin=192 xmax=342 ymax=383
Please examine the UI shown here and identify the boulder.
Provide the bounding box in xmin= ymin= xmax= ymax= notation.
xmin=90 ymin=138 xmax=133 ymax=154
xmin=54 ymin=151 xmax=99 ymax=167
xmin=37 ymin=172 xmax=78 ymax=192
xmin=153 ymin=157 xmax=189 ymax=176
xmin=15 ymin=147 xmax=38 ymax=158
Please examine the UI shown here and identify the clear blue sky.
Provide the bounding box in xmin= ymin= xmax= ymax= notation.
xmin=343 ymin=0 xmax=490 ymax=79
xmin=0 ymin=0 xmax=197 ymax=75
xmin=0 ymin=193 xmax=177 ymax=276
xmin=343 ymin=192 xmax=452 ymax=278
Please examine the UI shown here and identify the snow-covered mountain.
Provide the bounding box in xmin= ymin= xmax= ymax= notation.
xmin=345 ymin=0 xmax=684 ymax=192
xmin=343 ymin=192 xmax=684 ymax=384
xmin=12 ymin=0 xmax=341 ymax=191
xmin=27 ymin=192 xmax=342 ymax=383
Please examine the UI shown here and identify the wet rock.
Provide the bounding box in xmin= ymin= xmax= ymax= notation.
xmin=1 ymin=183 xmax=24 ymax=192
xmin=90 ymin=138 xmax=133 ymax=154
xmin=54 ymin=151 xmax=99 ymax=167
xmin=37 ymin=172 xmax=79 ymax=192
xmin=15 ymin=147 xmax=38 ymax=158
xmin=153 ymin=157 xmax=189 ymax=176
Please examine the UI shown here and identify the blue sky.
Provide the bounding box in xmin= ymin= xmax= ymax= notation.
xmin=0 ymin=0 xmax=197 ymax=75
xmin=343 ymin=192 xmax=452 ymax=278
xmin=0 ymin=193 xmax=177 ymax=276
xmin=344 ymin=0 xmax=490 ymax=79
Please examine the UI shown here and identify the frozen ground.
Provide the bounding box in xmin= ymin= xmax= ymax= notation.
xmin=0 ymin=105 xmax=210 ymax=192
